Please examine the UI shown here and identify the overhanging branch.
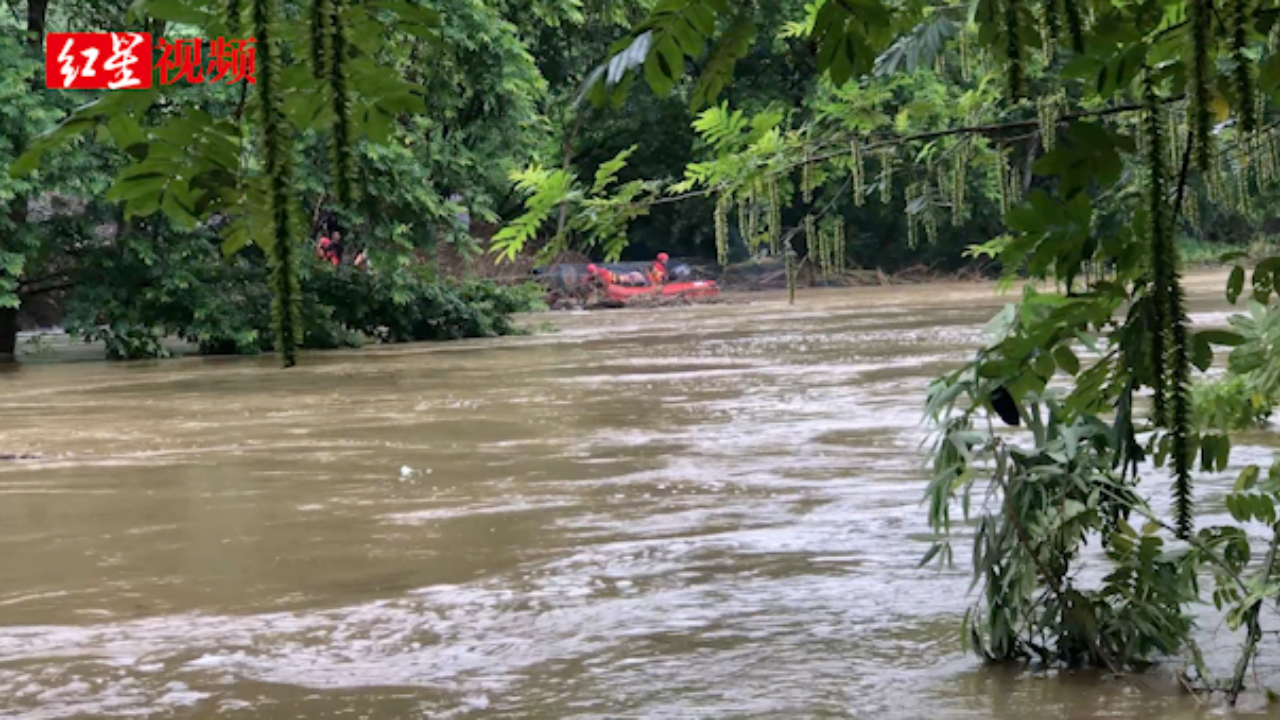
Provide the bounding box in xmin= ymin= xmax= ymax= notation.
xmin=647 ymin=95 xmax=1188 ymax=208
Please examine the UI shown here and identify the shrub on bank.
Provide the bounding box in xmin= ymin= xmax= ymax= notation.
xmin=63 ymin=239 xmax=546 ymax=360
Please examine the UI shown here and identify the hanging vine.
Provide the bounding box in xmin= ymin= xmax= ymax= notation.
xmin=328 ymin=0 xmax=355 ymax=206
xmin=309 ymin=0 xmax=330 ymax=78
xmin=1190 ymin=0 xmax=1214 ymax=170
xmin=1144 ymin=70 xmax=1195 ymax=539
xmin=1230 ymin=0 xmax=1255 ymax=133
xmin=1004 ymin=0 xmax=1024 ymax=97
xmin=253 ymin=0 xmax=302 ymax=367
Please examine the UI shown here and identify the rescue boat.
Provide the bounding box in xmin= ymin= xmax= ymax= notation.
xmin=586 ymin=264 xmax=720 ymax=303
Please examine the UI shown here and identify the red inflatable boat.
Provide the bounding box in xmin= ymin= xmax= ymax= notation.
xmin=586 ymin=262 xmax=719 ymax=303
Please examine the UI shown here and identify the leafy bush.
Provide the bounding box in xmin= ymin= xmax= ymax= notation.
xmin=82 ymin=324 xmax=170 ymax=361
xmin=63 ymin=226 xmax=544 ymax=360
xmin=316 ymin=264 xmax=544 ymax=344
xmin=1191 ymin=375 xmax=1274 ymax=432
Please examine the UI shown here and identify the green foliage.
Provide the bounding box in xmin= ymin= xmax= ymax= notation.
xmin=925 ymin=378 xmax=1197 ymax=670
xmin=61 ymin=227 xmax=542 ymax=360
xmin=1190 ymin=375 xmax=1274 ymax=432
xmin=325 ymin=272 xmax=544 ymax=342
xmin=491 ymin=145 xmax=662 ymax=262
xmin=9 ymin=0 xmax=442 ymax=367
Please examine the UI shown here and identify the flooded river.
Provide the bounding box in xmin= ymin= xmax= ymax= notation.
xmin=1 ymin=271 xmax=1277 ymax=718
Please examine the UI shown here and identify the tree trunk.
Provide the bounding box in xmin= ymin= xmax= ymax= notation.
xmin=2 ymin=0 xmax=52 ymax=365
xmin=27 ymin=0 xmax=49 ymax=55
xmin=0 ymin=307 xmax=17 ymax=360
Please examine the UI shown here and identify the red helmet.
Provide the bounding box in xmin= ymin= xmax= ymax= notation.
xmin=587 ymin=264 xmax=597 ymax=273
xmin=657 ymin=253 xmax=669 ymax=263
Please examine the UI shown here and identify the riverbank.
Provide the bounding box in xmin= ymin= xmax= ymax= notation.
xmin=7 ymin=267 xmax=1239 ymax=363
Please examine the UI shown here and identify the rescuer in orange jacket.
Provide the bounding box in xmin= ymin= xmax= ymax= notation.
xmin=588 ymin=264 xmax=646 ymax=286
xmin=647 ymin=252 xmax=669 ymax=286
xmin=316 ymin=232 xmax=343 ymax=266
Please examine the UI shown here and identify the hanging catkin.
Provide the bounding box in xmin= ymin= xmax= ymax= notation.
xmin=1185 ymin=188 xmax=1201 ymax=232
xmin=850 ymin=139 xmax=866 ymax=207
xmin=906 ymin=183 xmax=920 ymax=249
xmin=833 ymin=219 xmax=845 ymax=275
xmin=785 ymin=235 xmax=796 ymax=305
xmin=1166 ymin=103 xmax=1182 ymax=172
xmin=995 ymin=148 xmax=1011 ymax=217
xmin=714 ymin=194 xmax=730 ymax=266
xmin=951 ymin=144 xmax=968 ymax=226
xmin=1037 ymin=94 xmax=1058 ymax=152
xmin=879 ymin=147 xmax=894 ymax=203
xmin=802 ymin=149 xmax=815 ymax=205
xmin=804 ymin=214 xmax=817 ymax=271
xmin=924 ymin=182 xmax=939 ymax=245
xmin=1206 ymin=144 xmax=1225 ymax=204
xmin=768 ymin=178 xmax=781 ymax=254
xmin=1004 ymin=148 xmax=1021 ymax=208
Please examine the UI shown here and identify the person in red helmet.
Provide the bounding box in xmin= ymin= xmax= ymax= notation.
xmin=316 ymin=231 xmax=342 ymax=267
xmin=647 ymin=252 xmax=669 ymax=286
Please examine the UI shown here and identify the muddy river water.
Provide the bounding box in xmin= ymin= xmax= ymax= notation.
xmin=2 ymin=271 xmax=1279 ymax=719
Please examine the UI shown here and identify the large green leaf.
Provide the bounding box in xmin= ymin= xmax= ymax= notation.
xmin=872 ymin=13 xmax=959 ymax=77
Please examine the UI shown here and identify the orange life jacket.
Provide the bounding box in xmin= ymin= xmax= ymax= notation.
xmin=648 ymin=262 xmax=666 ymax=285
xmin=317 ymin=237 xmax=339 ymax=266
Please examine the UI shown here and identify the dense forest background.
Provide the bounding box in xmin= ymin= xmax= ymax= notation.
xmin=4 ymin=0 xmax=1280 ymax=361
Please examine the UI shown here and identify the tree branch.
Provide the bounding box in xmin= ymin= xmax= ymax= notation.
xmin=646 ymin=97 xmax=1187 ymax=208
xmin=18 ymin=279 xmax=75 ymax=298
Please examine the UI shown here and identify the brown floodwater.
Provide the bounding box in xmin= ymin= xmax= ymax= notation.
xmin=1 ymin=270 xmax=1279 ymax=719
